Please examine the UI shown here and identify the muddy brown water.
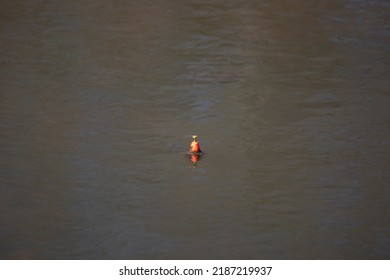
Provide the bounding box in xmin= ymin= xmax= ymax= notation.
xmin=1 ymin=0 xmax=389 ymax=259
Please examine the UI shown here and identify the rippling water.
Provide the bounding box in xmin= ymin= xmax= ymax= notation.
xmin=1 ymin=0 xmax=389 ymax=259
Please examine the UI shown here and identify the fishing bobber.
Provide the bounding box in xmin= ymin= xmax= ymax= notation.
xmin=189 ymin=135 xmax=201 ymax=153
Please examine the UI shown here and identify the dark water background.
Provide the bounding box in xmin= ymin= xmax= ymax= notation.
xmin=1 ymin=0 xmax=389 ymax=259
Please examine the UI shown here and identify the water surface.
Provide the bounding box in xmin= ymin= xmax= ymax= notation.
xmin=1 ymin=0 xmax=389 ymax=259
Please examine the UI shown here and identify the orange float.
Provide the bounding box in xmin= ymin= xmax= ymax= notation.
xmin=187 ymin=135 xmax=202 ymax=167
xmin=189 ymin=135 xmax=201 ymax=153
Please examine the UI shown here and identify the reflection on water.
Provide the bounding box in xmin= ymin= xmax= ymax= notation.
xmin=189 ymin=153 xmax=201 ymax=167
xmin=186 ymin=152 xmax=203 ymax=168
xmin=0 ymin=0 xmax=389 ymax=259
